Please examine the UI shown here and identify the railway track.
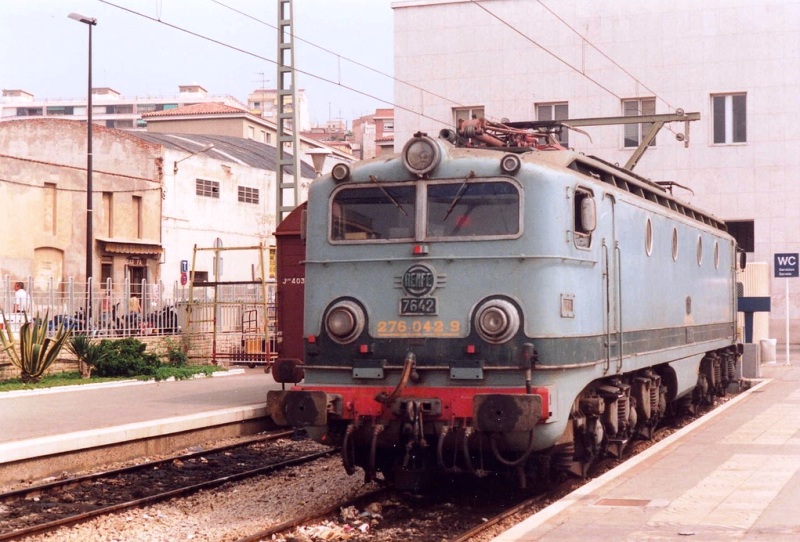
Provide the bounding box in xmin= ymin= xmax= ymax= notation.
xmin=240 ymin=397 xmax=735 ymax=542
xmin=0 ymin=431 xmax=335 ymax=540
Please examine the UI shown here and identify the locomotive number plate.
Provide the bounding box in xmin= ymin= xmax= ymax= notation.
xmin=399 ymin=297 xmax=437 ymax=315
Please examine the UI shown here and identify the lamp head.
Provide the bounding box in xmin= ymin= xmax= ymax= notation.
xmin=68 ymin=12 xmax=97 ymax=25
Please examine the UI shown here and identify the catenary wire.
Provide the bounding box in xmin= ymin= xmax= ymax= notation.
xmin=210 ymin=0 xmax=470 ymax=111
xmin=470 ymin=0 xmax=682 ymax=134
xmin=98 ymin=0 xmax=680 ymax=138
xmin=97 ymin=0 xmax=455 ymax=127
xmin=535 ymin=0 xmax=679 ymax=113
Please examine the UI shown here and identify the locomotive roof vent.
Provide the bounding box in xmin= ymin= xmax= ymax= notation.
xmin=402 ymin=133 xmax=441 ymax=177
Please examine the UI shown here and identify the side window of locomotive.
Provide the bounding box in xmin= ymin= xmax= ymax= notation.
xmin=426 ymin=180 xmax=520 ymax=238
xmin=573 ymin=188 xmax=595 ymax=249
xmin=330 ymin=185 xmax=416 ymax=241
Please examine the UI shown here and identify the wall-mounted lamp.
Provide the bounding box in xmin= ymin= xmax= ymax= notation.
xmin=173 ymin=143 xmax=215 ymax=174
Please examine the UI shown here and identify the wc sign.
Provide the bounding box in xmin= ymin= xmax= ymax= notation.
xmin=774 ymin=253 xmax=799 ymax=278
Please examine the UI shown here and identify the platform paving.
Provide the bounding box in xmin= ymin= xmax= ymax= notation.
xmin=492 ymin=360 xmax=800 ymax=541
xmin=0 ymin=368 xmax=283 ymax=465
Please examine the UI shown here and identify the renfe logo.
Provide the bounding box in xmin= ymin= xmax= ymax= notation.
xmin=774 ymin=253 xmax=799 ymax=278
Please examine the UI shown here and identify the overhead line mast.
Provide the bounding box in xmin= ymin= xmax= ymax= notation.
xmin=276 ymin=0 xmax=301 ymax=224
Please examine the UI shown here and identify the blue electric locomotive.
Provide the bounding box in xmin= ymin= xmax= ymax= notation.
xmin=268 ymin=118 xmax=741 ymax=488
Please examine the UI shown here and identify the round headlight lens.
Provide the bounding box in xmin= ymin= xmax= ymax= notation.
xmin=331 ymin=163 xmax=351 ymax=183
xmin=501 ymin=153 xmax=521 ymax=174
xmin=325 ymin=300 xmax=365 ymax=344
xmin=475 ymin=299 xmax=520 ymax=344
xmin=402 ymin=135 xmax=441 ymax=176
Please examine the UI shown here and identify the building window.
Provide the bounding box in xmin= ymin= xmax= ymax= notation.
xmin=247 ymin=126 xmax=255 ymax=139
xmin=383 ymin=121 xmax=394 ymax=132
xmin=137 ymin=104 xmax=156 ymax=113
xmin=453 ymin=106 xmax=485 ymax=126
xmin=16 ymin=107 xmax=43 ymax=116
xmin=133 ymin=195 xmax=142 ymax=239
xmin=103 ymin=192 xmax=113 ymax=237
xmin=726 ymin=220 xmax=754 ymax=253
xmin=712 ymin=93 xmax=746 ymax=144
xmin=238 ymin=186 xmax=259 ymax=204
xmin=46 ymin=106 xmax=74 ymax=116
xmin=196 ymin=179 xmax=220 ymax=198
xmin=623 ymin=98 xmax=656 ymax=148
xmin=101 ymin=262 xmax=113 ymax=289
xmin=44 ymin=183 xmax=57 ymax=235
xmin=110 ymin=119 xmax=134 ymax=129
xmin=536 ymin=102 xmax=569 ymax=146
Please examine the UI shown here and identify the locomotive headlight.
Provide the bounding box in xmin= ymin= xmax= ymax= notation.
xmin=331 ymin=163 xmax=351 ymax=183
xmin=474 ymin=299 xmax=520 ymax=344
xmin=402 ymin=134 xmax=441 ymax=176
xmin=500 ymin=153 xmax=521 ymax=174
xmin=325 ymin=300 xmax=365 ymax=344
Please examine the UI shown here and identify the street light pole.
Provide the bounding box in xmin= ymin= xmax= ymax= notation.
xmin=68 ymin=12 xmax=97 ymax=285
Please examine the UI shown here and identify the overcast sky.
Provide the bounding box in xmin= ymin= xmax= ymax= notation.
xmin=0 ymin=0 xmax=395 ymax=125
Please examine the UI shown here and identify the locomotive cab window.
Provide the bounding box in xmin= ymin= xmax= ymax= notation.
xmin=426 ymin=180 xmax=520 ymax=239
xmin=331 ymin=185 xmax=416 ymax=241
xmin=573 ymin=188 xmax=596 ymax=249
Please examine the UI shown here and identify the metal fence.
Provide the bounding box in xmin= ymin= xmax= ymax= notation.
xmin=0 ymin=276 xmax=276 ymax=346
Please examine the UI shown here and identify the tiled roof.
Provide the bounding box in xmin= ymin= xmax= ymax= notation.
xmin=376 ymin=135 xmax=395 ymax=143
xmin=141 ymin=102 xmax=248 ymax=118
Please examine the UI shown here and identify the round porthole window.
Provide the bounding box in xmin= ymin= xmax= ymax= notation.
xmin=671 ymin=228 xmax=679 ymax=261
xmin=697 ymin=236 xmax=703 ymax=266
xmin=645 ymin=218 xmax=654 ymax=256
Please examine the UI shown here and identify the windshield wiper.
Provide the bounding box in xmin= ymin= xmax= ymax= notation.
xmin=369 ymin=175 xmax=408 ymax=216
xmin=443 ymin=171 xmax=476 ymax=221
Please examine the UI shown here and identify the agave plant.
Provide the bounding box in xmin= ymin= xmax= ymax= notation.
xmin=0 ymin=310 xmax=71 ymax=383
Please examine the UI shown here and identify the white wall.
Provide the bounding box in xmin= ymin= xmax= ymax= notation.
xmin=393 ymin=0 xmax=800 ymax=341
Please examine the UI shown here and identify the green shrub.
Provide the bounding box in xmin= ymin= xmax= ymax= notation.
xmin=163 ymin=337 xmax=188 ymax=367
xmin=93 ymin=337 xmax=161 ymax=378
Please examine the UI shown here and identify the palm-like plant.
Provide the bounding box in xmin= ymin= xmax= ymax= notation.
xmin=0 ymin=310 xmax=71 ymax=383
xmin=66 ymin=334 xmax=108 ymax=378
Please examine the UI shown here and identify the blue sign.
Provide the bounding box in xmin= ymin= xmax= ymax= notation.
xmin=181 ymin=259 xmax=188 ymax=273
xmin=774 ymin=253 xmax=799 ymax=278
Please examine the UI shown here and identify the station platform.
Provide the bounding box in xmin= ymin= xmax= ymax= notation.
xmin=492 ymin=360 xmax=800 ymax=542
xmin=0 ymin=368 xmax=283 ymax=483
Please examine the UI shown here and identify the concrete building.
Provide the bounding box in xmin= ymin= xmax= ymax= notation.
xmin=0 ymin=117 xmax=315 ymax=293
xmin=393 ymin=0 xmax=800 ymax=342
xmin=0 ymin=84 xmax=246 ymax=130
xmin=352 ymin=108 xmax=395 ymax=159
xmin=142 ymin=102 xmax=354 ymax=177
xmin=246 ymin=88 xmax=311 ymax=132
xmin=0 ymin=119 xmax=163 ymax=289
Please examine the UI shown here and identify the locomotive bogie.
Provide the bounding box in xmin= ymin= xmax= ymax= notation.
xmin=269 ymin=128 xmax=741 ymax=488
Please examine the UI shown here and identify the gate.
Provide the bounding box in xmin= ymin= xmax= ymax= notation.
xmin=185 ymin=243 xmax=276 ymax=368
